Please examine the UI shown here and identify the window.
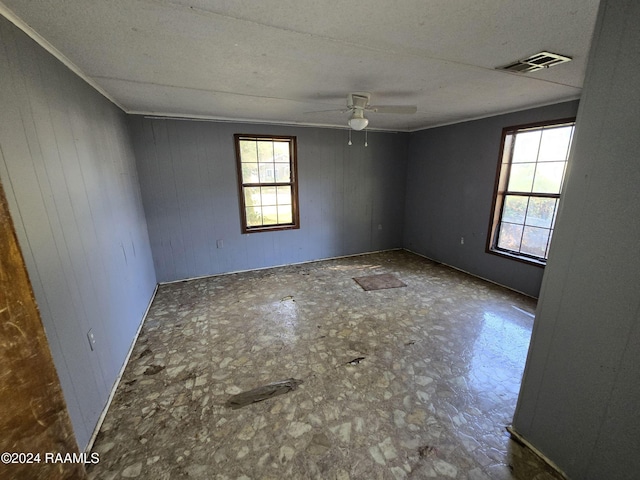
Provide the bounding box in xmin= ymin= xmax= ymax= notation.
xmin=234 ymin=134 xmax=299 ymax=233
xmin=488 ymin=119 xmax=575 ymax=265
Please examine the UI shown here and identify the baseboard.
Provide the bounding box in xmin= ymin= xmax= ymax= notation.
xmin=403 ymin=248 xmax=537 ymax=300
xmin=84 ymin=284 xmax=159 ymax=453
xmin=506 ymin=425 xmax=569 ymax=479
xmin=159 ymin=248 xmax=403 ymax=285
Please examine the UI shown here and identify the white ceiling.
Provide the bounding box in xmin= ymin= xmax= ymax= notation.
xmin=1 ymin=0 xmax=600 ymax=131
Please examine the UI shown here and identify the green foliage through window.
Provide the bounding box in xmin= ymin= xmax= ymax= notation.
xmin=235 ymin=135 xmax=299 ymax=233
xmin=488 ymin=120 xmax=575 ymax=264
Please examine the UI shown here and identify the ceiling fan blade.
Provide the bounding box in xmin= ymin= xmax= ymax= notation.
xmin=368 ymin=105 xmax=417 ymax=114
xmin=304 ymin=108 xmax=349 ymax=115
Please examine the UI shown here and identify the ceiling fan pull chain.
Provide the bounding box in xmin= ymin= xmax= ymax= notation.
xmin=365 ymin=129 xmax=368 ymax=147
xmin=348 ymin=129 xmax=352 ymax=146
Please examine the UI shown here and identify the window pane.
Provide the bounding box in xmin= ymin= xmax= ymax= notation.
xmin=532 ymin=162 xmax=565 ymax=193
xmin=257 ymin=141 xmax=274 ymax=162
xmin=241 ymin=163 xmax=259 ymax=183
xmin=521 ymin=226 xmax=550 ymax=258
xmin=277 ymin=186 xmax=291 ymax=205
xmin=525 ymin=197 xmax=557 ymax=228
xmin=538 ymin=126 xmax=573 ymax=162
xmin=235 ymin=135 xmax=298 ymax=233
xmin=262 ymin=205 xmax=278 ymax=225
xmin=277 ymin=205 xmax=293 ymax=224
xmin=502 ymin=195 xmax=527 ymax=224
xmin=508 ymin=163 xmax=535 ymax=192
xmin=246 ymin=206 xmax=262 ymax=227
xmin=490 ymin=122 xmax=574 ymax=263
xmin=261 ymin=186 xmax=277 ymax=206
xmin=273 ymin=141 xmax=290 ymax=161
xmin=259 ymin=163 xmax=275 ymax=183
xmin=239 ymin=140 xmax=257 ymax=163
xmin=497 ymin=223 xmax=523 ymax=251
xmin=244 ymin=187 xmax=260 ymax=207
xmin=274 ymin=163 xmax=291 ymax=183
xmin=512 ymin=130 xmax=541 ymax=163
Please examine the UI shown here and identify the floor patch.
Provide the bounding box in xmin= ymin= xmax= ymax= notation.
xmin=353 ymin=273 xmax=407 ymax=291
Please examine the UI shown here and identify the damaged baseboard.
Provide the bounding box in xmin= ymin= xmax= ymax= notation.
xmin=506 ymin=425 xmax=569 ymax=479
xmin=159 ymin=248 xmax=403 ymax=285
xmin=404 ymin=248 xmax=537 ymax=299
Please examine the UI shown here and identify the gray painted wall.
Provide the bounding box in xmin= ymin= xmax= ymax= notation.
xmin=130 ymin=117 xmax=408 ymax=282
xmin=0 ymin=17 xmax=157 ymax=449
xmin=404 ymin=101 xmax=579 ymax=297
xmin=513 ymin=1 xmax=640 ymax=478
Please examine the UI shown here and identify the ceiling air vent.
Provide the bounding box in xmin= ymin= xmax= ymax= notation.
xmin=499 ymin=51 xmax=572 ymax=73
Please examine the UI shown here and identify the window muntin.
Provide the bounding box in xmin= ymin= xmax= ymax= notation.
xmin=488 ymin=119 xmax=575 ymax=264
xmin=235 ymin=134 xmax=299 ymax=233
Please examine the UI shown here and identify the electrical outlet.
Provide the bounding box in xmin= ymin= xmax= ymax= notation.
xmin=460 ymin=237 xmax=465 ymax=245
xmin=216 ymin=239 xmax=224 ymax=249
xmin=378 ymin=224 xmax=383 ymax=230
xmin=87 ymin=329 xmax=96 ymax=351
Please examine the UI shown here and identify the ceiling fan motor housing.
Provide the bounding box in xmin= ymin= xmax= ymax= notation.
xmin=348 ymin=92 xmax=371 ymax=110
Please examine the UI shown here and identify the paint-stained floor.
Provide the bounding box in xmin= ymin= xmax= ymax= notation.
xmin=88 ymin=250 xmax=562 ymax=479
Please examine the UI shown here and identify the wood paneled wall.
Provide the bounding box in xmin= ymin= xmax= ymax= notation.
xmin=404 ymin=101 xmax=579 ymax=297
xmin=130 ymin=118 xmax=408 ymax=282
xmin=0 ymin=16 xmax=157 ymax=449
xmin=0 ymin=179 xmax=86 ymax=479
xmin=513 ymin=1 xmax=640 ymax=477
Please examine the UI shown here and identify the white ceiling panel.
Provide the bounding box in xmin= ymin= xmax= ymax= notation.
xmin=1 ymin=0 xmax=599 ymax=131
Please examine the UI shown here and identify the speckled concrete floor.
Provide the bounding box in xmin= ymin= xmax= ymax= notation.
xmin=88 ymin=250 xmax=563 ymax=480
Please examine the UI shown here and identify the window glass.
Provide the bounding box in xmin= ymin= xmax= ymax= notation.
xmin=235 ymin=135 xmax=299 ymax=233
xmin=489 ymin=120 xmax=574 ymax=264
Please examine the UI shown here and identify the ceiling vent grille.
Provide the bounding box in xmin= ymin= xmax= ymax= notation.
xmin=499 ymin=51 xmax=572 ymax=73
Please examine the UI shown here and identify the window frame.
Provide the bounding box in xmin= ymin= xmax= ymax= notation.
xmin=234 ymin=134 xmax=300 ymax=234
xmin=486 ymin=118 xmax=576 ymax=266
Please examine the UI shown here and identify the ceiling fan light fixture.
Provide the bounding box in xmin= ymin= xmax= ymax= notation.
xmin=348 ymin=110 xmax=368 ymax=130
xmin=348 ymin=117 xmax=368 ymax=130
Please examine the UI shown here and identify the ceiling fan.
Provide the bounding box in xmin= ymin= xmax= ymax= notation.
xmin=311 ymin=92 xmax=417 ymax=130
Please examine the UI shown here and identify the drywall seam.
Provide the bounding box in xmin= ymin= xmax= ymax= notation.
xmin=0 ymin=3 xmax=583 ymax=134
